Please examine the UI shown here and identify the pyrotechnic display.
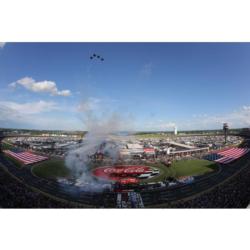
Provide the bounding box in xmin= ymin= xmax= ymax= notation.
xmin=0 ymin=43 xmax=250 ymax=208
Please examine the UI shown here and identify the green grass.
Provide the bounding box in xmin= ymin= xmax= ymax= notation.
xmin=140 ymin=159 xmax=218 ymax=183
xmin=171 ymin=159 xmax=217 ymax=177
xmin=31 ymin=158 xmax=218 ymax=183
xmin=1 ymin=141 xmax=15 ymax=150
xmin=32 ymin=159 xmax=70 ymax=179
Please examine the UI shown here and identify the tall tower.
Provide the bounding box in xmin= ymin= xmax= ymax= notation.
xmin=174 ymin=126 xmax=178 ymax=135
xmin=223 ymin=123 xmax=229 ymax=144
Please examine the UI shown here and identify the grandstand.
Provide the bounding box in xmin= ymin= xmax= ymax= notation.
xmin=0 ymin=129 xmax=250 ymax=208
xmin=117 ymin=192 xmax=144 ymax=208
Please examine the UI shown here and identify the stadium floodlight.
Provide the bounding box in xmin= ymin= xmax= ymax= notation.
xmin=223 ymin=123 xmax=229 ymax=144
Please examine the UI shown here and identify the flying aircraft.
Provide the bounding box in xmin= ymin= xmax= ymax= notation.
xmin=90 ymin=53 xmax=104 ymax=61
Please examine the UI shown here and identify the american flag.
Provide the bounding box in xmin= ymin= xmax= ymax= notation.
xmin=204 ymin=147 xmax=250 ymax=164
xmin=3 ymin=149 xmax=48 ymax=165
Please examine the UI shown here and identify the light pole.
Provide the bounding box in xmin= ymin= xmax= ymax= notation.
xmin=223 ymin=123 xmax=229 ymax=144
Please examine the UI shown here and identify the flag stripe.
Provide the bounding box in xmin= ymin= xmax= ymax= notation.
xmin=5 ymin=151 xmax=47 ymax=162
xmin=205 ymin=147 xmax=250 ymax=164
xmin=3 ymin=150 xmax=48 ymax=165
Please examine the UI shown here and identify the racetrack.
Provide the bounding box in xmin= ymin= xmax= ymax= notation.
xmin=1 ymin=150 xmax=249 ymax=207
xmin=1 ymin=137 xmax=250 ymax=208
xmin=31 ymin=158 xmax=217 ymax=184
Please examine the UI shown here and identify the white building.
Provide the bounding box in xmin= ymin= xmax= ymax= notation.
xmin=174 ymin=126 xmax=178 ymax=135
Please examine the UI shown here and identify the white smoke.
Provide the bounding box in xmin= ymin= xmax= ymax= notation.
xmin=65 ymin=99 xmax=133 ymax=192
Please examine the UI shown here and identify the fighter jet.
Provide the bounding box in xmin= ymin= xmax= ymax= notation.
xmin=90 ymin=53 xmax=104 ymax=61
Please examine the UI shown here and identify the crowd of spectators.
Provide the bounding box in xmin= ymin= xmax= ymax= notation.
xmin=0 ymin=166 xmax=81 ymax=208
xmin=2 ymin=159 xmax=250 ymax=208
xmin=1 ymin=154 xmax=250 ymax=208
xmin=171 ymin=165 xmax=250 ymax=208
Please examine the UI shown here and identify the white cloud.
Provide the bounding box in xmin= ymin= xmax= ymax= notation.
xmin=242 ymin=105 xmax=250 ymax=111
xmin=142 ymin=106 xmax=250 ymax=131
xmin=178 ymin=106 xmax=250 ymax=130
xmin=0 ymin=100 xmax=58 ymax=115
xmin=10 ymin=77 xmax=72 ymax=96
xmin=58 ymin=89 xmax=71 ymax=96
xmin=0 ymin=42 xmax=6 ymax=48
xmin=0 ymin=100 xmax=79 ymax=130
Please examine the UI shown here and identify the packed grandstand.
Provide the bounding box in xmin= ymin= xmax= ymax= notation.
xmin=0 ymin=128 xmax=250 ymax=208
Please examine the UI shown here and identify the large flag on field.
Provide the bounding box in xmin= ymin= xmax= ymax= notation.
xmin=3 ymin=149 xmax=48 ymax=165
xmin=204 ymin=147 xmax=250 ymax=164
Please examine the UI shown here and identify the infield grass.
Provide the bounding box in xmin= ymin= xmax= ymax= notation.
xmin=139 ymin=159 xmax=217 ymax=183
xmin=32 ymin=158 xmax=217 ymax=183
xmin=32 ymin=159 xmax=70 ymax=179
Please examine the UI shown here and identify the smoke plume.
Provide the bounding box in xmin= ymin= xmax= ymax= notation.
xmin=65 ymin=99 xmax=133 ymax=191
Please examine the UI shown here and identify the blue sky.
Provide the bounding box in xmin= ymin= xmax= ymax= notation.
xmin=0 ymin=42 xmax=250 ymax=131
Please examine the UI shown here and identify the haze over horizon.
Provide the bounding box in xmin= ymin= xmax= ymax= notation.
xmin=0 ymin=43 xmax=250 ymax=131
